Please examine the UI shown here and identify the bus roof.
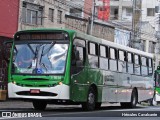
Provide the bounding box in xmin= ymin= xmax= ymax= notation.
xmin=76 ymin=31 xmax=154 ymax=58
xmin=15 ymin=28 xmax=76 ymax=36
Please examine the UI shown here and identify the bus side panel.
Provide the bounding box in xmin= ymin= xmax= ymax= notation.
xmin=70 ymin=67 xmax=103 ymax=103
xmin=70 ymin=67 xmax=89 ymax=102
xmin=101 ymin=71 xmax=117 ymax=102
xmin=117 ymin=73 xmax=131 ymax=102
xmin=130 ymin=75 xmax=154 ymax=102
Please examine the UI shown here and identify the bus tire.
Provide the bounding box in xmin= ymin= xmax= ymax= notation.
xmin=120 ymin=102 xmax=129 ymax=108
xmin=82 ymin=87 xmax=96 ymax=111
xmin=128 ymin=89 xmax=138 ymax=108
xmin=32 ymin=100 xmax=47 ymax=110
xmin=95 ymin=102 xmax=101 ymax=109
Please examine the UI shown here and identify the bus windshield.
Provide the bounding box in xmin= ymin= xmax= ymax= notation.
xmin=12 ymin=42 xmax=68 ymax=74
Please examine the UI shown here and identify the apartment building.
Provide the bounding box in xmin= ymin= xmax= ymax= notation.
xmin=18 ymin=0 xmax=69 ymax=30
xmin=67 ymin=0 xmax=84 ymax=18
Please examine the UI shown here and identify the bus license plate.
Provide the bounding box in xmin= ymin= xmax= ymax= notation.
xmin=30 ymin=89 xmax=40 ymax=94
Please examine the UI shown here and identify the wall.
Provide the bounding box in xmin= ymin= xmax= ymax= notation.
xmin=84 ymin=0 xmax=92 ymax=19
xmin=0 ymin=0 xmax=19 ymax=38
xmin=65 ymin=15 xmax=115 ymax=42
xmin=141 ymin=0 xmax=156 ymax=22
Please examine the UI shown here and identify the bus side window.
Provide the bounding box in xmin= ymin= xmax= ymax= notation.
xmin=88 ymin=42 xmax=98 ymax=68
xmin=99 ymin=45 xmax=108 ymax=70
xmin=134 ymin=54 xmax=141 ymax=75
xmin=141 ymin=56 xmax=148 ymax=76
xmin=127 ymin=52 xmax=134 ymax=74
xmin=72 ymin=46 xmax=85 ymax=66
xmin=118 ymin=50 xmax=127 ymax=72
xmin=148 ymin=58 xmax=153 ymax=76
xmin=109 ymin=47 xmax=117 ymax=71
xmin=71 ymin=38 xmax=86 ymax=74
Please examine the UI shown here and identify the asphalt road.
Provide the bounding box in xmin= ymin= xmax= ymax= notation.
xmin=0 ymin=100 xmax=160 ymax=119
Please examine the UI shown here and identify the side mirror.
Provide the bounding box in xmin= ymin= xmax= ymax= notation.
xmin=3 ymin=40 xmax=13 ymax=62
xmin=75 ymin=51 xmax=80 ymax=60
xmin=76 ymin=60 xmax=83 ymax=67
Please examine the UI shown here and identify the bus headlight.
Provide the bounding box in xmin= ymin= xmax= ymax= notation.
xmin=58 ymin=82 xmax=63 ymax=85
xmin=12 ymin=81 xmax=16 ymax=84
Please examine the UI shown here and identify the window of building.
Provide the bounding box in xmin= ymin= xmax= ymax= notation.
xmin=70 ymin=8 xmax=82 ymax=18
xmin=26 ymin=9 xmax=37 ymax=24
xmin=22 ymin=2 xmax=43 ymax=25
xmin=155 ymin=6 xmax=159 ymax=13
xmin=148 ymin=41 xmax=155 ymax=53
xmin=141 ymin=40 xmax=146 ymax=52
xmin=57 ymin=10 xmax=62 ymax=24
xmin=126 ymin=8 xmax=132 ymax=16
xmin=147 ymin=8 xmax=155 ymax=16
xmin=49 ymin=8 xmax=54 ymax=22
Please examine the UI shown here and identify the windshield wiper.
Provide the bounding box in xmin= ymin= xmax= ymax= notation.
xmin=39 ymin=42 xmax=56 ymax=72
xmin=42 ymin=41 xmax=56 ymax=56
xmin=39 ymin=41 xmax=56 ymax=64
xmin=27 ymin=44 xmax=35 ymax=55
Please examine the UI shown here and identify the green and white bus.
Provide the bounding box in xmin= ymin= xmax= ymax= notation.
xmin=151 ymin=66 xmax=160 ymax=105
xmin=7 ymin=28 xmax=154 ymax=110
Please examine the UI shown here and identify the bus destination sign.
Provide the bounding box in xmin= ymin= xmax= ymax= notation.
xmin=16 ymin=32 xmax=68 ymax=40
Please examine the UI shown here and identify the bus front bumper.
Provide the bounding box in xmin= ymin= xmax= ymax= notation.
xmin=8 ymin=83 xmax=70 ymax=100
xmin=155 ymin=93 xmax=160 ymax=102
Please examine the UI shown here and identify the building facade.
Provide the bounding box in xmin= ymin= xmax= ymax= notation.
xmin=18 ymin=0 xmax=69 ymax=31
xmin=67 ymin=0 xmax=84 ymax=18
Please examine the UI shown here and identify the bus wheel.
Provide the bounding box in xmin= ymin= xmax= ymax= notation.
xmin=32 ymin=100 xmax=47 ymax=110
xmin=82 ymin=87 xmax=96 ymax=111
xmin=128 ymin=89 xmax=138 ymax=108
xmin=95 ymin=102 xmax=101 ymax=109
xmin=120 ymin=102 xmax=129 ymax=108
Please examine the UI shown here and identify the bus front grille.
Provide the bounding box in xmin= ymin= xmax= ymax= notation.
xmin=16 ymin=91 xmax=57 ymax=96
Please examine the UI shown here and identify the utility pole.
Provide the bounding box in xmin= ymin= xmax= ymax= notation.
xmin=131 ymin=0 xmax=142 ymax=49
xmin=131 ymin=0 xmax=135 ymax=48
xmin=90 ymin=0 xmax=95 ymax=35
